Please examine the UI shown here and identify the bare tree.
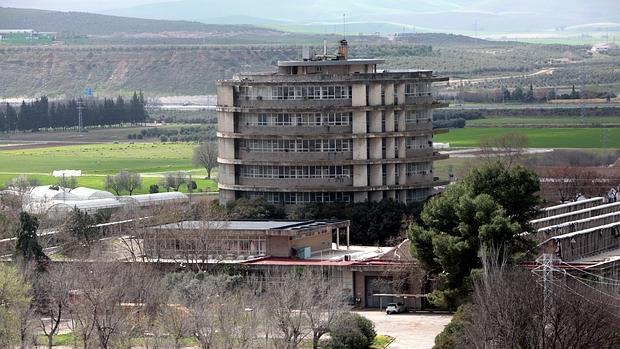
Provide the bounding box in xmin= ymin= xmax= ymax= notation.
xmin=160 ymin=172 xmax=188 ymax=192
xmin=263 ymin=269 xmax=349 ymax=349
xmin=39 ymin=264 xmax=74 ymax=349
xmin=193 ymin=142 xmax=219 ymax=179
xmin=456 ymin=249 xmax=620 ymax=349
xmin=105 ymin=171 xmax=142 ymax=196
xmin=480 ymin=132 xmax=529 ymax=168
xmin=56 ymin=175 xmax=78 ymax=190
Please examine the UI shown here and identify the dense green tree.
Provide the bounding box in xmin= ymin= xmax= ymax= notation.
xmin=408 ymin=162 xmax=540 ymax=307
xmin=225 ymin=198 xmax=286 ymax=220
xmin=63 ymin=208 xmax=98 ymax=247
xmin=14 ymin=212 xmax=48 ymax=267
xmin=512 ymin=86 xmax=524 ymax=101
xmin=461 ymin=162 xmax=541 ymax=227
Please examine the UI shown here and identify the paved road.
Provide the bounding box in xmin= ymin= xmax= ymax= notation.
xmin=355 ymin=310 xmax=452 ymax=349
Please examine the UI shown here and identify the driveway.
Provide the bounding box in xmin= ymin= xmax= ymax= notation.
xmin=354 ymin=310 xmax=452 ymax=349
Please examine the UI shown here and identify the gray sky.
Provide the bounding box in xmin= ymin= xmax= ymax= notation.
xmin=0 ymin=0 xmax=164 ymax=12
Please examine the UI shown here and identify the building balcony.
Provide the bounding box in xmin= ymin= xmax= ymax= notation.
xmin=236 ymin=150 xmax=353 ymax=162
xmin=236 ymin=177 xmax=354 ymax=188
xmin=236 ymin=125 xmax=352 ymax=135
xmin=235 ymin=99 xmax=352 ymax=109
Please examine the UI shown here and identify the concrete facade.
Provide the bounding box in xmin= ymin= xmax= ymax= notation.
xmin=217 ymin=40 xmax=449 ymax=206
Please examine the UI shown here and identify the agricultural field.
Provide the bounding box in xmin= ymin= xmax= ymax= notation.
xmin=0 ymin=142 xmax=218 ymax=194
xmin=466 ymin=115 xmax=620 ymax=128
xmin=434 ymin=127 xmax=620 ymax=148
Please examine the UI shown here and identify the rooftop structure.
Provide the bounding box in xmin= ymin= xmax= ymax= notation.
xmin=217 ymin=40 xmax=449 ymax=206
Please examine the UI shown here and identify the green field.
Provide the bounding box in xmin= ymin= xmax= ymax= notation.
xmin=0 ymin=142 xmax=218 ymax=194
xmin=467 ymin=116 xmax=620 ymax=128
xmin=435 ymin=128 xmax=620 ymax=148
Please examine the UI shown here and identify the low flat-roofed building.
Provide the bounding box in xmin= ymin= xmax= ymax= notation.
xmin=144 ymin=219 xmax=350 ymax=260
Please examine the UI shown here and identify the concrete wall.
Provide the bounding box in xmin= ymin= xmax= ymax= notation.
xmin=268 ymin=236 xmax=291 ymax=257
xmin=291 ymin=232 xmax=332 ymax=253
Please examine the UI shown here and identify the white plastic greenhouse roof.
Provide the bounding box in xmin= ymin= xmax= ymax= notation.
xmin=119 ymin=192 xmax=189 ymax=206
xmin=29 ymin=186 xmax=81 ymax=201
xmin=71 ymin=187 xmax=115 ymax=200
xmin=47 ymin=198 xmax=124 ymax=213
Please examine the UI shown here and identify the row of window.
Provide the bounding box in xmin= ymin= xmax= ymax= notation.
xmin=239 ymin=165 xmax=353 ymax=179
xmin=405 ymin=111 xmax=432 ymax=124
xmin=242 ymin=112 xmax=352 ymax=126
xmin=406 ymin=188 xmax=432 ymax=202
xmin=244 ymin=192 xmax=354 ymax=204
xmin=237 ymin=85 xmax=352 ymax=100
xmin=152 ymin=236 xmax=267 ymax=256
xmin=405 ymin=83 xmax=432 ymax=97
xmin=406 ymin=162 xmax=432 ymax=176
xmin=242 ymin=189 xmax=431 ymax=204
xmin=405 ymin=136 xmax=433 ymax=150
xmin=239 ymin=139 xmax=352 ymax=153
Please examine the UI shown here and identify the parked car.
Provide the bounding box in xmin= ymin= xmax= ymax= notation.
xmin=385 ymin=302 xmax=406 ymax=314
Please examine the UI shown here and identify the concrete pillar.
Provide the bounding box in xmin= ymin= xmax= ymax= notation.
xmin=217 ymin=111 xmax=235 ymax=133
xmin=385 ymin=137 xmax=395 ymax=159
xmin=386 ymin=164 xmax=396 ymax=185
xmin=398 ymin=137 xmax=407 ymax=158
xmin=397 ymin=110 xmax=406 ymax=131
xmin=346 ymin=226 xmax=350 ymax=250
xmin=369 ymin=138 xmax=382 ymax=159
xmin=384 ymin=83 xmax=394 ymax=106
xmin=218 ymin=164 xmax=236 ymax=185
xmin=384 ymin=110 xmax=395 ymax=132
xmin=354 ymin=192 xmax=368 ymax=203
xmin=352 ymin=111 xmax=367 ymax=134
xmin=370 ymin=191 xmax=383 ymax=202
xmin=396 ymin=82 xmax=406 ymax=105
xmin=216 ymin=85 xmax=234 ymax=106
xmin=386 ymin=190 xmax=396 ymax=200
xmin=369 ymin=164 xmax=382 ymax=186
xmin=353 ymin=139 xmax=368 ymax=160
xmin=352 ymin=84 xmax=367 ymax=107
xmin=368 ymin=111 xmax=382 ymax=133
xmin=368 ymin=83 xmax=382 ymax=106
xmin=336 ymin=227 xmax=340 ymax=249
xmin=353 ymin=165 xmax=368 ymax=187
xmin=218 ymin=138 xmax=236 ymax=159
xmin=219 ymin=189 xmax=236 ymax=205
xmin=398 ymin=189 xmax=407 ymax=204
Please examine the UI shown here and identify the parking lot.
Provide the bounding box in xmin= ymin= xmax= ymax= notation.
xmin=355 ymin=310 xmax=452 ymax=349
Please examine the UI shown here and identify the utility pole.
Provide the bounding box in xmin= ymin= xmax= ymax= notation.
xmin=533 ymin=253 xmax=555 ymax=346
xmin=77 ymin=97 xmax=84 ymax=132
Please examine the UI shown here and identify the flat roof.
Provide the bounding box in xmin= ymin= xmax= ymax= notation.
xmin=277 ymin=59 xmax=385 ymax=67
xmin=151 ymin=220 xmax=348 ymax=231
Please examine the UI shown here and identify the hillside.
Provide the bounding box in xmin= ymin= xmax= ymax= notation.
xmin=1 ymin=37 xmax=616 ymax=99
xmin=0 ymin=7 xmax=282 ymax=36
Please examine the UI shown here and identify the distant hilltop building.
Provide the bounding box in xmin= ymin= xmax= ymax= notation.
xmin=216 ymin=40 xmax=449 ymax=206
xmin=590 ymin=42 xmax=619 ymax=54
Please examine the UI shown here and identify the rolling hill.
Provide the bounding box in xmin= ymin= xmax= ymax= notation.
xmin=0 ymin=7 xmax=282 ymax=36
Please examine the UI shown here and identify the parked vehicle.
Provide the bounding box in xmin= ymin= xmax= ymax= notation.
xmin=385 ymin=302 xmax=406 ymax=314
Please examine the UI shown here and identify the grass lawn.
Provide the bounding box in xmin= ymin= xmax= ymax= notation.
xmin=0 ymin=142 xmax=218 ymax=193
xmin=434 ymin=127 xmax=620 ymax=148
xmin=467 ymin=115 xmax=620 ymax=128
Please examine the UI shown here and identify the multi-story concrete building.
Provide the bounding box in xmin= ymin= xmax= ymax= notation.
xmin=217 ymin=40 xmax=449 ymax=206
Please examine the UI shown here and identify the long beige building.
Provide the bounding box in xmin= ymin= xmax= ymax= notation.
xmin=217 ymin=40 xmax=449 ymax=206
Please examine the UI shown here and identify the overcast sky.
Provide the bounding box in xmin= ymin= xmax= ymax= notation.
xmin=0 ymin=0 xmax=164 ymax=12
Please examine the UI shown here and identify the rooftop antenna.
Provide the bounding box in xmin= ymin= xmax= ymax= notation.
xmin=343 ymin=13 xmax=346 ymax=40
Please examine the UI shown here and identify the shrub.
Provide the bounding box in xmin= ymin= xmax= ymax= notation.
xmin=324 ymin=313 xmax=376 ymax=349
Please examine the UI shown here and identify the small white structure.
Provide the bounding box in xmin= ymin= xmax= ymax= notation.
xmin=71 ymin=187 xmax=116 ymax=200
xmin=52 ymin=170 xmax=82 ymax=177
